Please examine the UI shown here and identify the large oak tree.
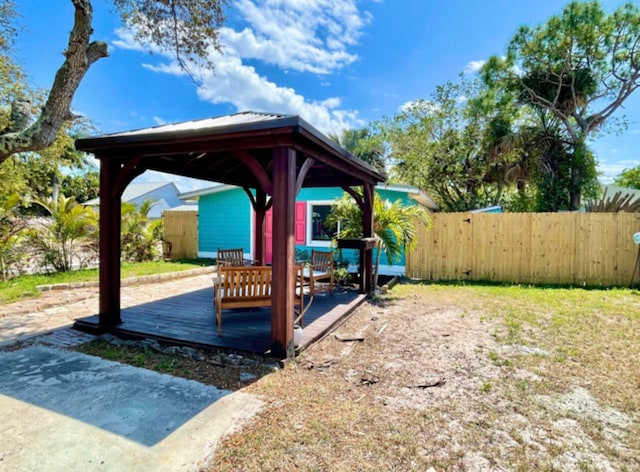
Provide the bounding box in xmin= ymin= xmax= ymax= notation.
xmin=0 ymin=0 xmax=227 ymax=164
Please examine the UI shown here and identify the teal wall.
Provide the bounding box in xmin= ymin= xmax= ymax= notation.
xmin=296 ymin=187 xmax=343 ymax=200
xmin=198 ymin=188 xmax=251 ymax=257
xmin=295 ymin=187 xmax=414 ymax=204
xmin=198 ymin=186 xmax=419 ymax=272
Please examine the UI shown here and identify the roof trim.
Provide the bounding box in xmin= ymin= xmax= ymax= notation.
xmin=179 ymin=183 xmax=237 ymax=199
xmin=180 ymin=181 xmax=439 ymax=210
xmin=84 ymin=181 xmax=180 ymax=206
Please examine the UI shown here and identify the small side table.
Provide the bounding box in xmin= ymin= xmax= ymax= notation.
xmin=336 ymin=238 xmax=376 ymax=294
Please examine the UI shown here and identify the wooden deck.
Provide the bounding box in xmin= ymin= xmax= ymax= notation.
xmin=74 ymin=286 xmax=366 ymax=357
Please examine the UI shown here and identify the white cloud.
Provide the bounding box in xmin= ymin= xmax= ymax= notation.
xmin=113 ymin=0 xmax=370 ymax=135
xmin=464 ymin=60 xmax=486 ymax=74
xmin=399 ymin=99 xmax=439 ymax=114
xmin=221 ymin=0 xmax=368 ymax=74
xmin=152 ymin=116 xmax=168 ymax=126
xmin=597 ymin=159 xmax=640 ymax=184
xmin=187 ymin=52 xmax=362 ymax=135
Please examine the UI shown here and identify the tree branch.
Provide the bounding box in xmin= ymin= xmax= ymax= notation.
xmin=0 ymin=0 xmax=108 ymax=164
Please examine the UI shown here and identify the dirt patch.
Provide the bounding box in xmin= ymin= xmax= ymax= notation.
xmin=75 ymin=336 xmax=278 ymax=391
xmin=303 ymin=299 xmax=503 ymax=411
xmin=207 ymin=283 xmax=640 ymax=471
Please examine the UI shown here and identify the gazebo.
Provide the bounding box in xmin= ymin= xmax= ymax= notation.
xmin=75 ymin=111 xmax=386 ymax=358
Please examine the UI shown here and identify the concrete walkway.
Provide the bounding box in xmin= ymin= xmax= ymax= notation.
xmin=0 ymin=273 xmax=264 ymax=472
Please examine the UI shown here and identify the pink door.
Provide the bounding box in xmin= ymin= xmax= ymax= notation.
xmin=263 ymin=202 xmax=306 ymax=264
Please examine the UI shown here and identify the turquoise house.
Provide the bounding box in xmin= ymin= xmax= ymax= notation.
xmin=180 ymin=183 xmax=437 ymax=276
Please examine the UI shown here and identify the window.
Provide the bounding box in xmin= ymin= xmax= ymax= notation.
xmin=308 ymin=202 xmax=339 ymax=246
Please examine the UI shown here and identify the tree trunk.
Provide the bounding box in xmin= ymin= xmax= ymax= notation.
xmin=0 ymin=0 xmax=108 ymax=164
xmin=569 ymin=140 xmax=587 ymax=211
xmin=570 ymin=168 xmax=582 ymax=211
xmin=372 ymin=240 xmax=382 ymax=292
xmin=52 ymin=174 xmax=60 ymax=204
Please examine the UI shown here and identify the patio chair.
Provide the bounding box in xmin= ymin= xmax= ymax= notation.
xmin=214 ymin=248 xmax=254 ymax=303
xmin=216 ymin=248 xmax=257 ymax=267
xmin=302 ymin=250 xmax=335 ymax=296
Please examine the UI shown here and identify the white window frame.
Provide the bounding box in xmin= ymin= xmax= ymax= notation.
xmin=306 ymin=200 xmax=340 ymax=248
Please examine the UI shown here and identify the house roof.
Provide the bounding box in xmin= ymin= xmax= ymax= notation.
xmin=602 ymin=185 xmax=640 ymax=201
xmin=163 ymin=203 xmax=198 ymax=212
xmin=179 ymin=182 xmax=230 ymax=200
xmin=76 ymin=111 xmax=386 ymax=189
xmin=84 ymin=182 xmax=179 ymax=206
xmin=377 ymin=183 xmax=439 ymax=210
xmin=95 ymin=111 xmax=288 ymax=138
xmin=471 ymin=205 xmax=502 ymax=213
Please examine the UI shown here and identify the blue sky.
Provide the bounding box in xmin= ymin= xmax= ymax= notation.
xmin=13 ymin=0 xmax=640 ymax=192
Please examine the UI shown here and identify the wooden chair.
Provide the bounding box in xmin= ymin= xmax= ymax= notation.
xmin=216 ymin=248 xmax=256 ymax=267
xmin=302 ymin=250 xmax=335 ymax=296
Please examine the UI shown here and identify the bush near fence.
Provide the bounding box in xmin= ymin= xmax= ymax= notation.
xmin=406 ymin=212 xmax=640 ymax=287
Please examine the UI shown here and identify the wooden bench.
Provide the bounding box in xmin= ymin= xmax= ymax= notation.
xmin=214 ymin=265 xmax=305 ymax=335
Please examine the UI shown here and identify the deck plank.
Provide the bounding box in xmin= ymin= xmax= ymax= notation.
xmin=75 ymin=288 xmax=366 ymax=356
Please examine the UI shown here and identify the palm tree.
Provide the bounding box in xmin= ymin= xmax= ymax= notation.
xmin=121 ymin=200 xmax=163 ymax=262
xmin=29 ymin=194 xmax=98 ymax=271
xmin=326 ymin=192 xmax=430 ymax=290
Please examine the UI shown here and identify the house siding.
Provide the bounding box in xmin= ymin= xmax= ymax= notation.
xmin=198 ymin=188 xmax=252 ymax=258
xmin=130 ymin=185 xmax=183 ymax=219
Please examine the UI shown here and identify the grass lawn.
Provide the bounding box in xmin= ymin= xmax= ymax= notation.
xmin=74 ymin=281 xmax=640 ymax=471
xmin=0 ymin=259 xmax=214 ymax=305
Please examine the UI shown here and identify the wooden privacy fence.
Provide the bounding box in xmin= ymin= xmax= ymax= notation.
xmin=406 ymin=212 xmax=640 ymax=286
xmin=162 ymin=210 xmax=198 ymax=259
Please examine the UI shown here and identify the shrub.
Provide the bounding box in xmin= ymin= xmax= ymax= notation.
xmin=0 ymin=194 xmax=28 ymax=280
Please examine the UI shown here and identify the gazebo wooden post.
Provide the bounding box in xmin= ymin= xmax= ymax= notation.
xmin=362 ymin=183 xmax=375 ymax=294
xmin=243 ymin=185 xmax=272 ymax=266
xmin=254 ymin=211 xmax=266 ymax=265
xmin=270 ymin=147 xmax=297 ymax=358
xmin=99 ymin=159 xmax=123 ymax=327
xmin=253 ymin=188 xmax=268 ymax=265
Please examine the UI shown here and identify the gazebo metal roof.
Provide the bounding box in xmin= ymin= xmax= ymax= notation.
xmin=76 ymin=111 xmax=386 ymax=189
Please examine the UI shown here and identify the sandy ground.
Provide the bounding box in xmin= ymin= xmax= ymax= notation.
xmin=267 ymin=289 xmax=639 ymax=471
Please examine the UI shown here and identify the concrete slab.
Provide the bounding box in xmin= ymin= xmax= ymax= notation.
xmin=0 ymin=346 xmax=263 ymax=471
